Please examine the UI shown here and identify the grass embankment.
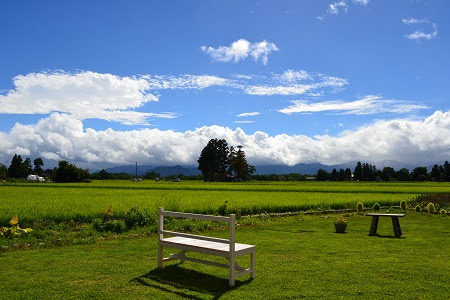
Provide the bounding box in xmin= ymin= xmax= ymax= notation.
xmin=1 ymin=213 xmax=448 ymax=299
xmin=3 ymin=180 xmax=448 ymax=225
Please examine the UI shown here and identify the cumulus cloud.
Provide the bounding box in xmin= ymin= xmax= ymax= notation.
xmin=237 ymin=112 xmax=261 ymax=117
xmin=0 ymin=111 xmax=449 ymax=167
xmin=0 ymin=71 xmax=232 ymax=125
xmin=201 ymin=39 xmax=279 ymax=65
xmin=278 ymin=95 xmax=429 ymax=115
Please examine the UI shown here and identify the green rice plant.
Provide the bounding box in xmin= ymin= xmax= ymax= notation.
xmin=372 ymin=203 xmax=381 ymax=211
xmin=356 ymin=202 xmax=364 ymax=213
xmin=415 ymin=205 xmax=421 ymax=212
xmin=124 ymin=206 xmax=153 ymax=229
xmin=400 ymin=200 xmax=407 ymax=210
xmin=427 ymin=202 xmax=435 ymax=214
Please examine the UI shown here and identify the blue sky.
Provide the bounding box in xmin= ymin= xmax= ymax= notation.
xmin=0 ymin=0 xmax=449 ymax=168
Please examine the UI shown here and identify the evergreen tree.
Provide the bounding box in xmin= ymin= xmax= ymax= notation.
xmin=33 ymin=158 xmax=44 ymax=176
xmin=197 ymin=138 xmax=230 ymax=182
xmin=444 ymin=160 xmax=450 ymax=182
xmin=396 ymin=168 xmax=410 ymax=181
xmin=229 ymin=145 xmax=253 ymax=181
xmin=382 ymin=167 xmax=395 ymax=181
xmin=21 ymin=158 xmax=32 ymax=178
xmin=316 ymin=169 xmax=329 ymax=181
xmin=344 ymin=168 xmax=352 ymax=181
xmin=8 ymin=154 xmax=23 ymax=178
xmin=338 ymin=168 xmax=346 ymax=181
xmin=354 ymin=162 xmax=362 ymax=181
xmin=430 ymin=164 xmax=440 ymax=181
xmin=330 ymin=168 xmax=338 ymax=181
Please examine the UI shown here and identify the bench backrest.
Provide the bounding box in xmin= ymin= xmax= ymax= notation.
xmin=158 ymin=208 xmax=236 ymax=253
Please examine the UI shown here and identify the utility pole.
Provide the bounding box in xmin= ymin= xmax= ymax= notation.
xmin=135 ymin=162 xmax=138 ymax=180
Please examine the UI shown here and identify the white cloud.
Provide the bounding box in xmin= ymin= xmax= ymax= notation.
xmin=405 ymin=23 xmax=438 ymax=41
xmin=402 ymin=17 xmax=429 ymax=24
xmin=245 ymin=73 xmax=348 ymax=96
xmin=275 ymin=69 xmax=313 ymax=82
xmin=0 ymin=71 xmax=168 ymax=125
xmin=329 ymin=1 xmax=348 ymax=15
xmin=352 ymin=0 xmax=369 ymax=5
xmin=201 ymin=39 xmax=279 ymax=65
xmin=1 ymin=111 xmax=449 ymax=167
xmin=318 ymin=0 xmax=369 ymax=21
xmin=0 ymin=71 xmax=232 ymax=125
xmin=278 ymin=95 xmax=429 ymax=115
xmin=237 ymin=112 xmax=261 ymax=117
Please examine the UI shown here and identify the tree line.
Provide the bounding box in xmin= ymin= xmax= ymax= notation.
xmin=3 ymin=154 xmax=89 ymax=183
xmin=316 ymin=161 xmax=450 ymax=182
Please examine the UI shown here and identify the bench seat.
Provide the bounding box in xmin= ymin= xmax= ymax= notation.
xmin=161 ymin=236 xmax=255 ymax=257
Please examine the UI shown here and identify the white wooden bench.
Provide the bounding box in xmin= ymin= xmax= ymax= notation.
xmin=157 ymin=208 xmax=255 ymax=286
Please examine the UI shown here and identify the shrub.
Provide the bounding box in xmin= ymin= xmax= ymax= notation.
xmin=124 ymin=206 xmax=153 ymax=229
xmin=356 ymin=202 xmax=364 ymax=213
xmin=230 ymin=207 xmax=241 ymax=219
xmin=415 ymin=205 xmax=421 ymax=213
xmin=440 ymin=209 xmax=447 ymax=215
xmin=103 ymin=220 xmax=125 ymax=234
xmin=427 ymin=202 xmax=435 ymax=214
xmin=92 ymin=218 xmax=103 ymax=232
xmin=400 ymin=200 xmax=407 ymax=210
xmin=218 ymin=201 xmax=228 ymax=216
xmin=372 ymin=203 xmax=381 ymax=211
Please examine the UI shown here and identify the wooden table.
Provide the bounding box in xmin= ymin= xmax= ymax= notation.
xmin=366 ymin=213 xmax=405 ymax=238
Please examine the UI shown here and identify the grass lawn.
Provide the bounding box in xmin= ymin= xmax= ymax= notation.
xmin=1 ymin=212 xmax=448 ymax=299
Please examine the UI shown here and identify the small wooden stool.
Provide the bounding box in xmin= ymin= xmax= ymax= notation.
xmin=366 ymin=213 xmax=405 ymax=238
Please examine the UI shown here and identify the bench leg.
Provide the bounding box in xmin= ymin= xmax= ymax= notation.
xmin=369 ymin=216 xmax=379 ymax=236
xmin=250 ymin=251 xmax=255 ymax=279
xmin=179 ymin=250 xmax=186 ymax=263
xmin=158 ymin=244 xmax=163 ymax=268
xmin=392 ymin=217 xmax=402 ymax=238
xmin=229 ymin=257 xmax=235 ymax=287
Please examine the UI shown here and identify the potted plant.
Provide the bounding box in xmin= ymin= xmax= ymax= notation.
xmin=334 ymin=216 xmax=348 ymax=233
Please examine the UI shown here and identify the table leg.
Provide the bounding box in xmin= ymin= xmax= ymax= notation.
xmin=392 ymin=217 xmax=402 ymax=238
xmin=369 ymin=216 xmax=379 ymax=236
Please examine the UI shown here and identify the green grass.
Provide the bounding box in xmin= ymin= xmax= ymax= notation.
xmin=3 ymin=180 xmax=445 ymax=225
xmin=1 ymin=213 xmax=448 ymax=299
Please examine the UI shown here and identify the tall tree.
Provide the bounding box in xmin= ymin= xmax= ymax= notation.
xmin=444 ymin=160 xmax=450 ymax=182
xmin=197 ymin=139 xmax=230 ymax=182
xmin=344 ymin=168 xmax=352 ymax=181
xmin=316 ymin=169 xmax=329 ymax=181
xmin=330 ymin=168 xmax=338 ymax=181
xmin=8 ymin=154 xmax=22 ymax=178
xmin=52 ymin=160 xmax=89 ymax=183
xmin=21 ymin=158 xmax=32 ymax=178
xmin=33 ymin=158 xmax=44 ymax=176
xmin=229 ymin=145 xmax=254 ymax=181
xmin=354 ymin=162 xmax=362 ymax=181
xmin=382 ymin=167 xmax=395 ymax=181
xmin=430 ymin=164 xmax=440 ymax=181
xmin=396 ymin=168 xmax=410 ymax=181
xmin=411 ymin=167 xmax=429 ymax=181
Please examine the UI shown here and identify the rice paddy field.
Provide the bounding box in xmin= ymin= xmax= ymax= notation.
xmin=1 ymin=180 xmax=450 ymax=226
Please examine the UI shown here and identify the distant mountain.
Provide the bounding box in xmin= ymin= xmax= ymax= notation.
xmin=104 ymin=165 xmax=201 ymax=176
xmin=104 ymin=160 xmax=437 ymax=177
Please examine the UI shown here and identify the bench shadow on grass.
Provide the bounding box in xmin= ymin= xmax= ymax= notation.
xmin=131 ymin=264 xmax=252 ymax=300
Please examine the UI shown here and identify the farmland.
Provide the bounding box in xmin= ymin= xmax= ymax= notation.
xmin=1 ymin=181 xmax=450 ymax=225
